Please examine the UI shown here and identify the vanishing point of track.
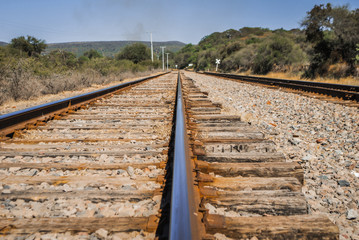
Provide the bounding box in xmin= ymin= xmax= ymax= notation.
xmin=0 ymin=71 xmax=340 ymax=239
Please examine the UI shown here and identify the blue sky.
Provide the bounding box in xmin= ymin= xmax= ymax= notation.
xmin=0 ymin=0 xmax=358 ymax=44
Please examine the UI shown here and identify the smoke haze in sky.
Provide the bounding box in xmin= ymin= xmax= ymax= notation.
xmin=0 ymin=0 xmax=358 ymax=44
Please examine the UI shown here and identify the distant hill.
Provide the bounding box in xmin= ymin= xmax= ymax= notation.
xmin=174 ymin=27 xmax=308 ymax=72
xmin=45 ymin=40 xmax=186 ymax=57
xmin=0 ymin=41 xmax=7 ymax=46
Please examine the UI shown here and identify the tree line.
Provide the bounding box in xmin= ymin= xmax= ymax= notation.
xmin=1 ymin=38 xmax=161 ymax=76
xmin=0 ymin=38 xmax=161 ymax=105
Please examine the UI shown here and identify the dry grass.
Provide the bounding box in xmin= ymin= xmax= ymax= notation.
xmin=0 ymin=69 xmax=162 ymax=114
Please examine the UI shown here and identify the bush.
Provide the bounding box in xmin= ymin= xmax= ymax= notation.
xmin=83 ymin=49 xmax=102 ymax=59
xmin=0 ymin=58 xmax=43 ymax=102
xmin=253 ymin=35 xmax=306 ymax=74
xmin=116 ymin=43 xmax=151 ymax=63
xmin=195 ymin=49 xmax=218 ymax=71
xmin=221 ymin=46 xmax=256 ymax=72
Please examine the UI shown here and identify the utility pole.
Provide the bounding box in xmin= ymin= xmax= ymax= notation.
xmin=146 ymin=32 xmax=154 ymax=62
xmin=166 ymin=53 xmax=169 ymax=71
xmin=160 ymin=46 xmax=166 ymax=71
xmin=150 ymin=33 xmax=153 ymax=62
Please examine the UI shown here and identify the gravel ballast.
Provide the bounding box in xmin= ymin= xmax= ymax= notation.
xmin=184 ymin=72 xmax=359 ymax=240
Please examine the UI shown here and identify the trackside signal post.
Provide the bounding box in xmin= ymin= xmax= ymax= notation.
xmin=215 ymin=59 xmax=220 ymax=72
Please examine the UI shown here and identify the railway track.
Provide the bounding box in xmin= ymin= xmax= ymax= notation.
xmin=202 ymin=71 xmax=359 ymax=106
xmin=0 ymin=71 xmax=340 ymax=239
xmin=0 ymin=73 xmax=177 ymax=239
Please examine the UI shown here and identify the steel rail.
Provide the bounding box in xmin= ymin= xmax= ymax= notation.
xmin=0 ymin=72 xmax=168 ymax=137
xmin=169 ymin=72 xmax=199 ymax=240
xmin=203 ymin=72 xmax=359 ymax=102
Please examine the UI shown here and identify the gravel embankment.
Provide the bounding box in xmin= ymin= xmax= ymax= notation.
xmin=184 ymin=72 xmax=359 ymax=240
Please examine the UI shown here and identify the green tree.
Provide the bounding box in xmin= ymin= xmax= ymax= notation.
xmin=174 ymin=44 xmax=199 ymax=69
xmin=116 ymin=43 xmax=150 ymax=64
xmin=9 ymin=36 xmax=46 ymax=57
xmin=221 ymin=46 xmax=256 ymax=72
xmin=252 ymin=35 xmax=305 ymax=74
xmin=302 ymin=4 xmax=359 ymax=77
xmin=46 ymin=50 xmax=78 ymax=68
xmin=83 ymin=49 xmax=102 ymax=59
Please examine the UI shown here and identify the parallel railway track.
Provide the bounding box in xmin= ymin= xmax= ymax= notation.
xmin=0 ymin=71 xmax=339 ymax=239
xmin=202 ymin=71 xmax=359 ymax=104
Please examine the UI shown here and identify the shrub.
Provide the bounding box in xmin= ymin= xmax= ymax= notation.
xmin=116 ymin=43 xmax=151 ymax=63
xmin=83 ymin=49 xmax=102 ymax=59
xmin=221 ymin=46 xmax=256 ymax=72
xmin=253 ymin=35 xmax=306 ymax=74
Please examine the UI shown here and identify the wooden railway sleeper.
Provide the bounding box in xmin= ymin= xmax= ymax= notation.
xmin=181 ymin=72 xmax=339 ymax=239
